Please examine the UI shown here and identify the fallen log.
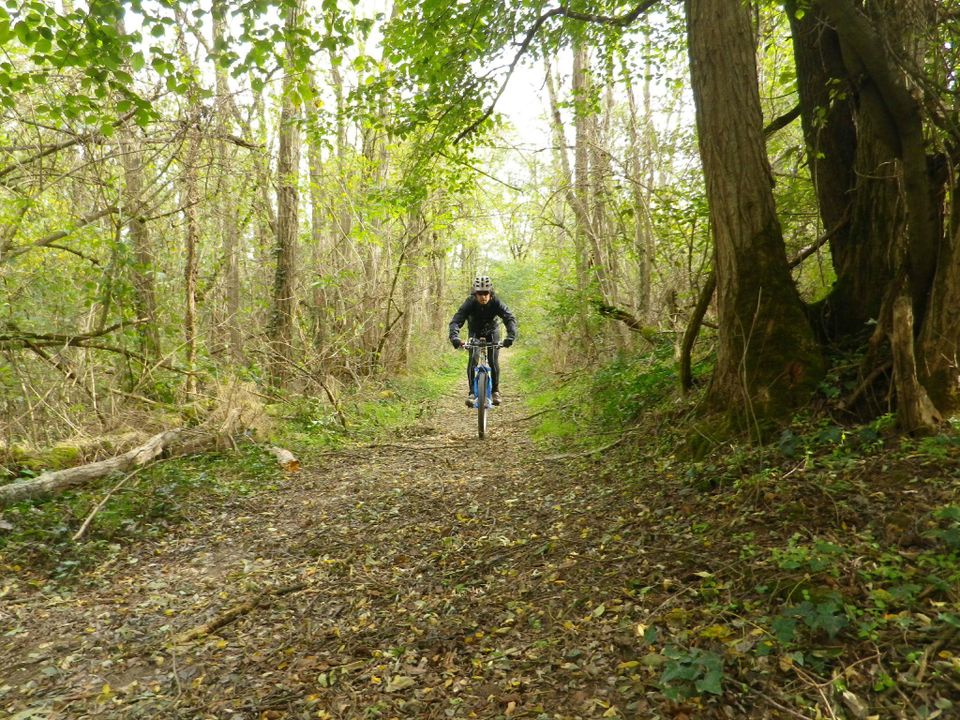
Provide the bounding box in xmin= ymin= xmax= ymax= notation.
xmin=0 ymin=429 xmax=184 ymax=507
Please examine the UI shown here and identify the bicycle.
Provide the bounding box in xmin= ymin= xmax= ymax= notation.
xmin=463 ymin=339 xmax=501 ymax=439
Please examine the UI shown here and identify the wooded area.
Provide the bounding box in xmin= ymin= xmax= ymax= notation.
xmin=3 ymin=0 xmax=960 ymax=463
xmin=3 ymin=2 xmax=960 ymax=718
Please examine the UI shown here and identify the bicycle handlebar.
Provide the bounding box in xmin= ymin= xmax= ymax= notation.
xmin=462 ymin=340 xmax=502 ymax=349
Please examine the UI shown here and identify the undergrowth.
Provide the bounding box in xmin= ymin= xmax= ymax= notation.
xmin=514 ymin=338 xmax=710 ymax=447
xmin=514 ymin=338 xmax=960 ymax=714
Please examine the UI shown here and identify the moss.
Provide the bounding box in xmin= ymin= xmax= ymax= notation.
xmin=4 ymin=443 xmax=83 ymax=472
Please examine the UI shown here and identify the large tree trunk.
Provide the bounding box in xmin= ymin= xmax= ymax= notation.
xmin=784 ymin=0 xmax=859 ymax=337
xmin=687 ymin=0 xmax=825 ymax=426
xmin=815 ymin=0 xmax=944 ymax=431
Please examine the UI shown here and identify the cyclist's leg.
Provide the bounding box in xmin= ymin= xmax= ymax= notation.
xmin=466 ymin=339 xmax=479 ymax=391
xmin=489 ymin=334 xmax=501 ymax=392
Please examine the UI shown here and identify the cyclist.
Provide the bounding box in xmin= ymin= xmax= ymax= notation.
xmin=449 ymin=275 xmax=518 ymax=407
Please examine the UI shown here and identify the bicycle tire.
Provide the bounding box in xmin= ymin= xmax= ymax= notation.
xmin=477 ymin=371 xmax=488 ymax=439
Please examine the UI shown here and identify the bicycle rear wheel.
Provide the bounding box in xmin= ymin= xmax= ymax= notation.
xmin=477 ymin=371 xmax=488 ymax=439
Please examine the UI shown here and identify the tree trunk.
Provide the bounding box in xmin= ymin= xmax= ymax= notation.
xmin=892 ymin=293 xmax=941 ymax=433
xmin=573 ymin=44 xmax=609 ymax=298
xmin=117 ymin=127 xmax=161 ymax=363
xmin=815 ymin=0 xmax=946 ymax=429
xmin=623 ymin=54 xmax=653 ymax=317
xmin=918 ymin=222 xmax=960 ymax=414
xmin=113 ymin=19 xmax=160 ymax=364
xmin=785 ymin=0 xmax=860 ymax=337
xmin=268 ymin=0 xmax=304 ymax=385
xmin=687 ymin=0 xmax=825 ymax=426
xmin=212 ymin=0 xmax=243 ymax=362
xmin=182 ymin=119 xmax=200 ymax=397
xmin=307 ymin=115 xmax=329 ymax=354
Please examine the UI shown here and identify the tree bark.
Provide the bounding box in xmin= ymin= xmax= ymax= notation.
xmin=117 ymin=129 xmax=161 ymax=362
xmin=784 ymin=0 xmax=860 ymax=337
xmin=268 ymin=0 xmax=304 ymax=385
xmin=212 ymin=0 xmax=243 ymax=362
xmin=891 ymin=293 xmax=941 ymax=433
xmin=814 ymin=0 xmax=937 ymax=325
xmin=687 ymin=0 xmax=825 ymax=425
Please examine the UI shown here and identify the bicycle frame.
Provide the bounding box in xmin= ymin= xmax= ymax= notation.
xmin=466 ymin=341 xmax=496 ymax=409
xmin=464 ymin=340 xmax=500 ymax=439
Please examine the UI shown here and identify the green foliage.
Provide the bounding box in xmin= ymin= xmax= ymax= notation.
xmin=591 ymin=343 xmax=679 ymax=426
xmin=659 ymin=646 xmax=725 ymax=700
xmin=772 ymin=535 xmax=847 ymax=576
xmin=772 ymin=593 xmax=849 ymax=642
xmin=0 ymin=444 xmax=276 ymax=581
xmin=274 ymin=351 xmax=463 ymax=454
xmin=927 ymin=506 xmax=960 ymax=551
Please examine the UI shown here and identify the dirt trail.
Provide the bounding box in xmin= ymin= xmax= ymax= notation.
xmin=1 ymin=366 xmax=681 ymax=719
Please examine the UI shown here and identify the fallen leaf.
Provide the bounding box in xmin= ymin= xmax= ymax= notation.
xmin=385 ymin=675 xmax=416 ymax=692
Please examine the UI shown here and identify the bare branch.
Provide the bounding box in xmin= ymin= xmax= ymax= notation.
xmin=454 ymin=0 xmax=660 ymax=144
xmin=0 ymin=206 xmax=119 ymax=264
xmin=763 ymin=104 xmax=801 ymax=137
xmin=0 ymin=320 xmax=142 ymax=349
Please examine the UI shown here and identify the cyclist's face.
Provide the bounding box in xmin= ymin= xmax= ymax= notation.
xmin=475 ymin=291 xmax=491 ymax=304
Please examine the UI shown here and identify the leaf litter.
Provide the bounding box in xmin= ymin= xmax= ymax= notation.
xmin=1 ymin=368 xmax=959 ymax=719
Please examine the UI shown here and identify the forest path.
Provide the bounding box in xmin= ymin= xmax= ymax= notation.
xmin=2 ymin=361 xmax=677 ymax=719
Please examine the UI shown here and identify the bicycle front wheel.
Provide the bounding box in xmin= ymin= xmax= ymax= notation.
xmin=477 ymin=371 xmax=488 ymax=439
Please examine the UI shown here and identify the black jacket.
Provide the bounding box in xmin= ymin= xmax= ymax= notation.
xmin=449 ymin=293 xmax=518 ymax=341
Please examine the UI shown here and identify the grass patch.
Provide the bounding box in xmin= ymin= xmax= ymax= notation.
xmin=273 ymin=350 xmax=462 ymax=454
xmin=514 ymin=339 xmax=703 ymax=447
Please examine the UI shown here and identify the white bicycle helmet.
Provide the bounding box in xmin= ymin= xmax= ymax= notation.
xmin=472 ymin=275 xmax=493 ymax=293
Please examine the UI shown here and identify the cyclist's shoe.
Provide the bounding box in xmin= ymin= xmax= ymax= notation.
xmin=466 ymin=393 xmax=476 ymax=408
xmin=492 ymin=391 xmax=502 ymax=406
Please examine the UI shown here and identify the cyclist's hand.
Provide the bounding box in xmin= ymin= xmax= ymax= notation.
xmin=502 ymin=337 xmax=514 ymax=348
xmin=451 ymin=337 xmax=463 ymax=350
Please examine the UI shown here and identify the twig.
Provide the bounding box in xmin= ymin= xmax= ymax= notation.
xmin=455 ymin=1 xmax=659 ymax=144
xmin=173 ymin=582 xmax=308 ymax=643
xmin=544 ymin=437 xmax=624 ymax=461
xmin=171 ymin=643 xmax=183 ymax=698
xmin=914 ymin=625 xmax=959 ymax=684
xmin=507 ymin=407 xmax=556 ymax=423
xmin=72 ymin=465 xmax=150 ymax=541
xmin=836 ymin=361 xmax=892 ymax=411
xmin=746 ymin=684 xmax=816 ymax=719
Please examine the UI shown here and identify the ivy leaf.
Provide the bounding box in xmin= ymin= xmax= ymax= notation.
xmin=695 ymin=669 xmax=723 ymax=695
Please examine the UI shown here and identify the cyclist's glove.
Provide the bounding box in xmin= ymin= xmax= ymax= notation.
xmin=502 ymin=337 xmax=514 ymax=348
xmin=451 ymin=337 xmax=463 ymax=349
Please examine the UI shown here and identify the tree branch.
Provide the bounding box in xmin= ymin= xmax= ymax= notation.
xmin=454 ymin=0 xmax=660 ymax=144
xmin=0 ymin=206 xmax=119 ymax=264
xmin=0 ymin=320 xmax=139 ymax=348
xmin=763 ymin=104 xmax=801 ymax=137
